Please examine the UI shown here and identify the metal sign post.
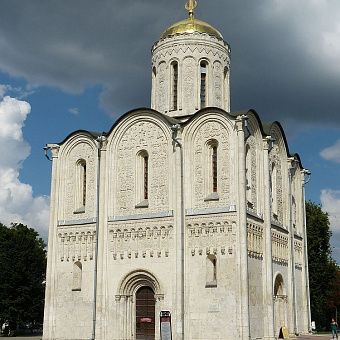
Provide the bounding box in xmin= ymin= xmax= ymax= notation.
xmin=160 ymin=311 xmax=172 ymax=340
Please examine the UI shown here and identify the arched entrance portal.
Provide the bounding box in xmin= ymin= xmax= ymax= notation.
xmin=115 ymin=270 xmax=163 ymax=339
xmin=273 ymin=273 xmax=288 ymax=336
xmin=136 ymin=286 xmax=155 ymax=340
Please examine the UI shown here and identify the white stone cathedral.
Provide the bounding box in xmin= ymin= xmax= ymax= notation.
xmin=42 ymin=1 xmax=311 ymax=339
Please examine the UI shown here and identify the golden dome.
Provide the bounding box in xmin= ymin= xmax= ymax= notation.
xmin=161 ymin=16 xmax=223 ymax=40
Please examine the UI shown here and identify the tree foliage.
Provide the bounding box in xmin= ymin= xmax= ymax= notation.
xmin=306 ymin=201 xmax=338 ymax=329
xmin=0 ymin=223 xmax=46 ymax=324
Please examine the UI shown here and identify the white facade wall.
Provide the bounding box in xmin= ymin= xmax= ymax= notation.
xmin=42 ymin=10 xmax=310 ymax=340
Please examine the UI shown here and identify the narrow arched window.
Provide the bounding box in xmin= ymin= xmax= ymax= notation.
xmin=72 ymin=261 xmax=82 ymax=291
xmin=206 ymin=255 xmax=217 ymax=287
xmin=136 ymin=150 xmax=149 ymax=207
xmin=74 ymin=159 xmax=86 ymax=213
xmin=271 ymin=163 xmax=278 ymax=218
xmin=212 ymin=145 xmax=217 ymax=192
xmin=170 ymin=61 xmax=178 ymax=110
xmin=246 ymin=145 xmax=252 ymax=204
xmin=200 ymin=61 xmax=208 ymax=108
xmin=143 ymin=154 xmax=149 ymax=200
xmin=206 ymin=139 xmax=218 ymax=197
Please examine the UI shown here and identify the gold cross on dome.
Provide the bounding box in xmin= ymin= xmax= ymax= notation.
xmin=185 ymin=0 xmax=197 ymax=18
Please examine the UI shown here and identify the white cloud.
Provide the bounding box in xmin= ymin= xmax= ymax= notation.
xmin=0 ymin=94 xmax=50 ymax=239
xmin=69 ymin=107 xmax=79 ymax=115
xmin=320 ymin=189 xmax=340 ymax=263
xmin=320 ymin=140 xmax=340 ymax=163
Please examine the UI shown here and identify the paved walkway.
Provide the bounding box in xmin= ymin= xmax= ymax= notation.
xmin=0 ymin=334 xmax=336 ymax=339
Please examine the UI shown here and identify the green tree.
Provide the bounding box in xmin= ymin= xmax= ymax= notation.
xmin=0 ymin=223 xmax=46 ymax=325
xmin=306 ymin=201 xmax=336 ymax=330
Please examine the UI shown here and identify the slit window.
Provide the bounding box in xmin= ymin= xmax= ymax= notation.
xmin=170 ymin=61 xmax=178 ymax=110
xmin=200 ymin=61 xmax=208 ymax=108
xmin=136 ymin=150 xmax=149 ymax=207
xmin=206 ymin=255 xmax=217 ymax=287
xmin=75 ymin=159 xmax=86 ymax=212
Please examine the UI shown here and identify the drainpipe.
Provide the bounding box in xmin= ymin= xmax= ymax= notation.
xmin=91 ymin=134 xmax=106 ymax=340
xmin=171 ymin=124 xmax=184 ymax=339
xmin=301 ymin=169 xmax=311 ymax=332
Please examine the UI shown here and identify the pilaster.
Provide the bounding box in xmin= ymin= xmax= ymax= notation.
xmin=42 ymin=144 xmax=60 ymax=340
xmin=262 ymin=137 xmax=275 ymax=339
xmin=236 ymin=115 xmax=250 ymax=339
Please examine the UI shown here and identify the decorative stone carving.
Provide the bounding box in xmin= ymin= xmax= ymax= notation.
xmin=294 ymin=239 xmax=303 ymax=268
xmin=157 ymin=62 xmax=167 ymax=112
xmin=271 ymin=230 xmax=289 ymax=264
xmin=63 ymin=141 xmax=96 ymax=220
xmin=116 ymin=121 xmax=169 ymax=215
xmin=186 ymin=216 xmax=236 ymax=257
xmin=269 ymin=145 xmax=283 ymax=224
xmin=57 ymin=228 xmax=96 ymax=262
xmin=213 ymin=61 xmax=223 ymax=107
xmin=247 ymin=223 xmax=263 ymax=258
xmin=183 ymin=57 xmax=196 ymax=111
xmin=246 ymin=136 xmax=257 ymax=211
xmin=193 ymin=120 xmax=230 ymax=208
xmin=109 ymin=220 xmax=173 ymax=260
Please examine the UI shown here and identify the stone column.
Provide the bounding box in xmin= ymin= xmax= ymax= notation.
xmin=42 ymin=145 xmax=60 ymax=340
xmin=262 ymin=137 xmax=275 ymax=339
xmin=236 ymin=115 xmax=250 ymax=339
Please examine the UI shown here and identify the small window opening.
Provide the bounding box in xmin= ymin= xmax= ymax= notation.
xmin=200 ymin=61 xmax=207 ymax=108
xmin=206 ymin=255 xmax=217 ymax=287
xmin=143 ymin=154 xmax=148 ymax=200
xmin=74 ymin=159 xmax=86 ymax=213
xmin=212 ymin=145 xmax=217 ymax=192
xmin=171 ymin=62 xmax=178 ymax=110
xmin=72 ymin=261 xmax=82 ymax=291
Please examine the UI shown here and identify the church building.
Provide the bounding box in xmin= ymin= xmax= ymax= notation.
xmin=42 ymin=1 xmax=311 ymax=339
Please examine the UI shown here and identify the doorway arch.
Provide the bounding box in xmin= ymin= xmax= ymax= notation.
xmin=115 ymin=270 xmax=163 ymax=339
xmin=273 ymin=273 xmax=288 ymax=336
xmin=136 ymin=286 xmax=155 ymax=339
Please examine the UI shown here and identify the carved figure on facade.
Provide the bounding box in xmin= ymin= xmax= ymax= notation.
xmin=63 ymin=141 xmax=96 ymax=220
xmin=192 ymin=120 xmax=230 ymax=208
xmin=109 ymin=221 xmax=173 ymax=260
xmin=58 ymin=228 xmax=96 ymax=262
xmin=116 ymin=121 xmax=169 ymax=215
xmin=269 ymin=145 xmax=284 ymax=224
xmin=247 ymin=223 xmax=263 ymax=258
xmin=271 ymin=230 xmax=289 ymax=264
xmin=187 ymin=218 xmax=236 ymax=256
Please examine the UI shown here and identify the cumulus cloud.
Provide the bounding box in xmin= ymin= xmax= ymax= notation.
xmin=320 ymin=189 xmax=340 ymax=262
xmin=320 ymin=140 xmax=340 ymax=163
xmin=0 ymin=93 xmax=49 ymax=239
xmin=0 ymin=0 xmax=339 ymax=125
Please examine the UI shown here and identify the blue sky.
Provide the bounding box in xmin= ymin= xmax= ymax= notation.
xmin=0 ymin=0 xmax=339 ymax=263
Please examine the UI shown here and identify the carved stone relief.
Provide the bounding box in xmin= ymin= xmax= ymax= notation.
xmin=182 ymin=57 xmax=195 ymax=111
xmin=213 ymin=61 xmax=223 ymax=107
xmin=271 ymin=230 xmax=289 ymax=265
xmin=269 ymin=145 xmax=283 ymax=224
xmin=246 ymin=136 xmax=257 ymax=211
xmin=64 ymin=142 xmax=96 ymax=220
xmin=108 ymin=220 xmax=173 ymax=260
xmin=193 ymin=120 xmax=230 ymax=208
xmin=116 ymin=121 xmax=169 ymax=215
xmin=157 ymin=62 xmax=167 ymax=112
xmin=57 ymin=227 xmax=96 ymax=262
xmin=186 ymin=216 xmax=236 ymax=257
xmin=294 ymin=239 xmax=303 ymax=268
xmin=247 ymin=223 xmax=263 ymax=258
